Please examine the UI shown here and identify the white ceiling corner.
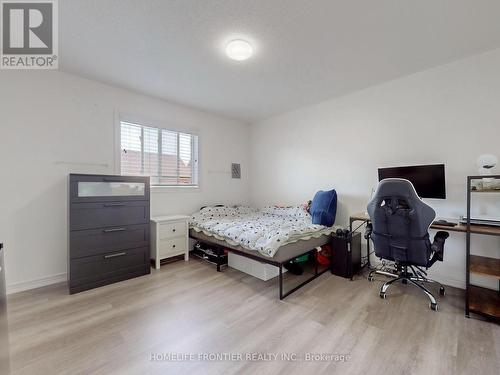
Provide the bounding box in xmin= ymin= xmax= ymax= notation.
xmin=60 ymin=0 xmax=500 ymax=122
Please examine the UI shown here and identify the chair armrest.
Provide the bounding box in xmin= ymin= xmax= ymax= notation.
xmin=429 ymin=231 xmax=449 ymax=265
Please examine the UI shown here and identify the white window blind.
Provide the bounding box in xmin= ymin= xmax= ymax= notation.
xmin=120 ymin=121 xmax=199 ymax=186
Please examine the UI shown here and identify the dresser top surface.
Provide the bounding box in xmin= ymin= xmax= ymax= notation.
xmin=151 ymin=215 xmax=190 ymax=223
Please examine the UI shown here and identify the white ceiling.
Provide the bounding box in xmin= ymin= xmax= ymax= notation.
xmin=60 ymin=0 xmax=500 ymax=122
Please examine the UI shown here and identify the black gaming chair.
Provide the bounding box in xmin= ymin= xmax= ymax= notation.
xmin=364 ymin=178 xmax=449 ymax=311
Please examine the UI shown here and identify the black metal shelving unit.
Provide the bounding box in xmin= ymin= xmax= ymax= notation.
xmin=466 ymin=175 xmax=500 ymax=321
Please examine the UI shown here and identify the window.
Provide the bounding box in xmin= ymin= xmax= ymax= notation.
xmin=120 ymin=121 xmax=199 ymax=186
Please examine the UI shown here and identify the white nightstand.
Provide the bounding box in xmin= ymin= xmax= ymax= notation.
xmin=150 ymin=215 xmax=190 ymax=269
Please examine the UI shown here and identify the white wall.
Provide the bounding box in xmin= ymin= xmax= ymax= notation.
xmin=2 ymin=49 xmax=499 ymax=293
xmin=250 ymin=49 xmax=500 ymax=289
xmin=0 ymin=71 xmax=250 ymax=293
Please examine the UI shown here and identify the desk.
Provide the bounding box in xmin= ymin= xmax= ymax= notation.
xmin=349 ymin=213 xmax=373 ymax=269
xmin=351 ymin=212 xmax=500 ymax=234
xmin=350 ymin=212 xmax=500 ymax=269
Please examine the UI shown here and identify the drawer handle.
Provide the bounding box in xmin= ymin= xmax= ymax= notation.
xmin=104 ymin=252 xmax=126 ymax=259
xmin=103 ymin=203 xmax=126 ymax=207
xmin=103 ymin=228 xmax=126 ymax=233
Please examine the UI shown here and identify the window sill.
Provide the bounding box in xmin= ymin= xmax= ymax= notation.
xmin=151 ymin=185 xmax=200 ymax=193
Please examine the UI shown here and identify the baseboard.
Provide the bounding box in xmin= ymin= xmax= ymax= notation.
xmin=7 ymin=273 xmax=67 ymax=295
xmin=426 ymin=272 xmax=465 ymax=290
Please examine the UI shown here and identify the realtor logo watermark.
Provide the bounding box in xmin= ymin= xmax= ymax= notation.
xmin=1 ymin=0 xmax=58 ymax=69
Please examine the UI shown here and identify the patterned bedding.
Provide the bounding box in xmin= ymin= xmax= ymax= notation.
xmin=189 ymin=206 xmax=333 ymax=257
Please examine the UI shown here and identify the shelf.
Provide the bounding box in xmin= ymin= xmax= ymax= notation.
xmin=468 ymin=285 xmax=500 ymax=319
xmin=470 ymin=255 xmax=500 ymax=279
xmin=468 ymin=175 xmax=500 ymax=180
xmin=471 ymin=189 xmax=500 ymax=193
xmin=466 ymin=175 xmax=500 ymax=321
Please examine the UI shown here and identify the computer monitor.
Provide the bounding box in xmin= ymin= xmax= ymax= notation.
xmin=378 ymin=164 xmax=446 ymax=199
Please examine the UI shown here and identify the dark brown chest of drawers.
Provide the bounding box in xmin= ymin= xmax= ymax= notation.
xmin=69 ymin=174 xmax=151 ymax=294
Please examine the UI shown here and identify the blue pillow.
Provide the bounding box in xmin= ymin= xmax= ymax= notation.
xmin=310 ymin=189 xmax=337 ymax=227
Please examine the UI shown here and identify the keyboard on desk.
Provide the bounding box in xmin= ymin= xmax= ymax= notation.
xmin=432 ymin=220 xmax=458 ymax=227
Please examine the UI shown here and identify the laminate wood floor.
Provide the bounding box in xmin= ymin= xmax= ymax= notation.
xmin=4 ymin=259 xmax=500 ymax=375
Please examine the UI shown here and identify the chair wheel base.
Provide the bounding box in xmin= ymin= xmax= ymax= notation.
xmin=429 ymin=302 xmax=438 ymax=311
xmin=368 ymin=276 xmax=374 ymax=282
xmin=439 ymin=286 xmax=445 ymax=296
xmin=379 ymin=292 xmax=387 ymax=299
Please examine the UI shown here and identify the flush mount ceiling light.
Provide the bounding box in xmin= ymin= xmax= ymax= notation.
xmin=225 ymin=39 xmax=253 ymax=61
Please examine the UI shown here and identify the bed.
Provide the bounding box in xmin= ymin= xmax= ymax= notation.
xmin=190 ymin=228 xmax=331 ymax=264
xmin=189 ymin=190 xmax=338 ymax=299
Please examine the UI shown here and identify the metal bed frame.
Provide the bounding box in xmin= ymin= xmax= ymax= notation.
xmin=191 ymin=237 xmax=331 ymax=300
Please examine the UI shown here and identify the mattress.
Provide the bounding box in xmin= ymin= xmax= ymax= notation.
xmin=189 ymin=228 xmax=331 ymax=264
xmin=190 ymin=205 xmax=333 ymax=257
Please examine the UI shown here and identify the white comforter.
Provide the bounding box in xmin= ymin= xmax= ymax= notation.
xmin=189 ymin=206 xmax=332 ymax=257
